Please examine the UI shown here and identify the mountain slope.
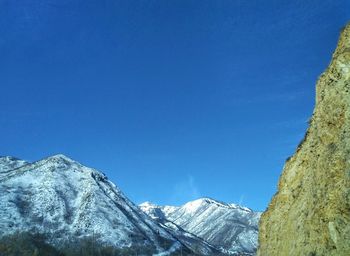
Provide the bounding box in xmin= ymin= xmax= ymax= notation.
xmin=140 ymin=202 xmax=224 ymax=255
xmin=140 ymin=198 xmax=261 ymax=255
xmin=258 ymin=23 xmax=350 ymax=256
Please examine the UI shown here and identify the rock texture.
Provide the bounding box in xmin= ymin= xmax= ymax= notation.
xmin=258 ymin=24 xmax=350 ymax=256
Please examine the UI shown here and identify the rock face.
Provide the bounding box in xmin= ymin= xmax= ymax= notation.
xmin=258 ymin=24 xmax=350 ymax=256
xmin=140 ymin=198 xmax=261 ymax=255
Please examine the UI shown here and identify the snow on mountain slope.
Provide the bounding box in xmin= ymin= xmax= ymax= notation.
xmin=0 ymin=154 xmax=182 ymax=254
xmin=140 ymin=198 xmax=261 ymax=255
xmin=0 ymin=156 xmax=29 ymax=178
xmin=140 ymin=202 xmax=224 ymax=255
xmin=139 ymin=202 xmax=177 ymax=220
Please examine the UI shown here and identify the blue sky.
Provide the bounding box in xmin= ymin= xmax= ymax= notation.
xmin=0 ymin=1 xmax=349 ymax=211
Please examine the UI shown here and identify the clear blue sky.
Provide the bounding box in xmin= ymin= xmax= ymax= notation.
xmin=1 ymin=1 xmax=349 ymax=211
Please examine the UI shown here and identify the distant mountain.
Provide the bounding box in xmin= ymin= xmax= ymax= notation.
xmin=0 ymin=154 xmax=224 ymax=255
xmin=140 ymin=198 xmax=261 ymax=255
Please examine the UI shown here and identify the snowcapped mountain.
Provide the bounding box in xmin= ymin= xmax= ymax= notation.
xmin=140 ymin=198 xmax=261 ymax=255
xmin=0 ymin=154 xmax=225 ymax=255
xmin=0 ymin=154 xmax=259 ymax=255
xmin=0 ymin=155 xmax=177 ymax=251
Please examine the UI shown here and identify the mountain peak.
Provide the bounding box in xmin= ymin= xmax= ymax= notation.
xmin=196 ymin=197 xmax=227 ymax=205
xmin=182 ymin=197 xmax=223 ymax=211
xmin=182 ymin=197 xmax=252 ymax=212
xmin=47 ymin=154 xmax=76 ymax=163
xmin=40 ymin=154 xmax=84 ymax=169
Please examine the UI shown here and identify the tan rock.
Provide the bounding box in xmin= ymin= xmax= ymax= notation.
xmin=258 ymin=23 xmax=350 ymax=256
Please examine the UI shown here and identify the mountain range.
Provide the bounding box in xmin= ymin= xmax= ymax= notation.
xmin=0 ymin=154 xmax=260 ymax=255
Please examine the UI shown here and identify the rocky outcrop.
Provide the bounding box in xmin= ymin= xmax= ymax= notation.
xmin=258 ymin=23 xmax=350 ymax=256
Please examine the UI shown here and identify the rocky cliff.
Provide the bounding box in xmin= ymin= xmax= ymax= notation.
xmin=258 ymin=23 xmax=350 ymax=256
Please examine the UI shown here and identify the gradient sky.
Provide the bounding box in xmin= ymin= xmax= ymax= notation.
xmin=1 ymin=1 xmax=349 ymax=211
